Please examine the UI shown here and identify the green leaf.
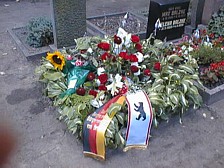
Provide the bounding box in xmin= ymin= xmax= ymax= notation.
xmin=167 ymin=54 xmax=183 ymax=63
xmin=67 ymin=108 xmax=75 ymax=120
xmin=115 ymin=113 xmax=124 ymax=125
xmin=166 ymin=85 xmax=173 ymax=95
xmin=169 ymin=73 xmax=181 ymax=80
xmin=179 ymin=65 xmax=194 ymax=74
xmin=105 ymin=129 xmax=114 ymax=138
xmin=180 ymin=92 xmax=188 ymax=107
xmin=170 ymin=93 xmax=179 ymax=104
xmin=181 ymin=81 xmax=189 ymax=94
xmin=43 ymin=72 xmax=63 ymax=81
xmin=107 ymin=103 xmax=122 ymax=117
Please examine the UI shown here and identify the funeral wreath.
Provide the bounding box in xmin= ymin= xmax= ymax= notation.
xmin=36 ymin=28 xmax=203 ymax=160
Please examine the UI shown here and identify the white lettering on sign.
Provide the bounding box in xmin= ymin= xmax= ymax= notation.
xmin=160 ymin=18 xmax=186 ymax=30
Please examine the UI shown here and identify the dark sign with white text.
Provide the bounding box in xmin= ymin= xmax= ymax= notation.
xmin=146 ymin=0 xmax=190 ymax=41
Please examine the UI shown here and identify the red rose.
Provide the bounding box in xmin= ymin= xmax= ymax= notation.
xmin=87 ymin=72 xmax=95 ymax=81
xmin=135 ymin=43 xmax=143 ymax=53
xmin=131 ymin=35 xmax=140 ymax=43
xmin=209 ymin=33 xmax=215 ymax=38
xmin=101 ymin=52 xmax=110 ymax=60
xmin=143 ymin=69 xmax=151 ymax=76
xmin=210 ymin=63 xmax=219 ymax=70
xmin=97 ymin=42 xmax=110 ymax=51
xmin=114 ymin=35 xmax=122 ymax=44
xmin=76 ymin=87 xmax=86 ymax=96
xmin=98 ymin=73 xmax=108 ymax=84
xmin=111 ymin=55 xmax=116 ymax=62
xmin=129 ymin=54 xmax=138 ymax=62
xmin=154 ymin=62 xmax=161 ymax=71
xmin=119 ymin=52 xmax=129 ymax=60
xmin=218 ymin=36 xmax=223 ymax=42
xmin=89 ymin=90 xmax=98 ymax=97
xmin=218 ymin=61 xmax=224 ymax=66
xmin=200 ymin=29 xmax=207 ymax=35
xmin=130 ymin=65 xmax=139 ymax=73
xmin=80 ymin=49 xmax=87 ymax=54
xmin=98 ymin=85 xmax=107 ymax=91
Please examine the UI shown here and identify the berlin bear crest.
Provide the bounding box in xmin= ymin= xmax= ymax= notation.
xmin=134 ymin=102 xmax=146 ymax=121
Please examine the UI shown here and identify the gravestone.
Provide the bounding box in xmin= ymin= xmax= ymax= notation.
xmin=184 ymin=0 xmax=205 ymax=34
xmin=50 ymin=0 xmax=86 ymax=49
xmin=146 ymin=0 xmax=190 ymax=41
xmin=202 ymin=0 xmax=224 ymax=24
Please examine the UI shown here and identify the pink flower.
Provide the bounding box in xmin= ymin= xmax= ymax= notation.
xmin=75 ymin=60 xmax=84 ymax=66
xmin=66 ymin=55 xmax=73 ymax=61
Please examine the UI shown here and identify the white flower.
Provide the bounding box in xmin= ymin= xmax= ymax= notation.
xmin=188 ymin=46 xmax=194 ymax=52
xmin=203 ymin=42 xmax=213 ymax=47
xmin=181 ymin=45 xmax=186 ymax=50
xmin=131 ymin=62 xmax=138 ymax=66
xmin=144 ymin=54 xmax=150 ymax=59
xmin=141 ymin=65 xmax=146 ymax=69
xmin=97 ymin=67 xmax=105 ymax=76
xmin=116 ymin=27 xmax=131 ymax=47
xmin=134 ymin=70 xmax=140 ymax=76
xmin=136 ymin=52 xmax=144 ymax=63
xmin=90 ymin=99 xmax=103 ymax=108
xmin=106 ymin=74 xmax=124 ymax=96
xmin=184 ymin=50 xmax=188 ymax=55
xmin=87 ymin=47 xmax=93 ymax=54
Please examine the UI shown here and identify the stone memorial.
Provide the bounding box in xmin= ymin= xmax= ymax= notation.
xmin=185 ymin=0 xmax=205 ymax=35
xmin=50 ymin=0 xmax=86 ymax=49
xmin=202 ymin=0 xmax=224 ymax=24
xmin=146 ymin=0 xmax=190 ymax=41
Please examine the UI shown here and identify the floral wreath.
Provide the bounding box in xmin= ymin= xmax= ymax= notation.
xmin=36 ymin=28 xmax=203 ymax=151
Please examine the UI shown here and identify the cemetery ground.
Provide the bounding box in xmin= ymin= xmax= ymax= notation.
xmin=0 ymin=0 xmax=224 ymax=167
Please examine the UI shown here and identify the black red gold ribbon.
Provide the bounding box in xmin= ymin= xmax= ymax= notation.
xmin=83 ymin=95 xmax=125 ymax=160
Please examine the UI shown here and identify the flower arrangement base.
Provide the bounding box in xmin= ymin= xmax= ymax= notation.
xmin=87 ymin=12 xmax=147 ymax=39
xmin=200 ymin=84 xmax=224 ymax=105
xmin=8 ymin=27 xmax=51 ymax=61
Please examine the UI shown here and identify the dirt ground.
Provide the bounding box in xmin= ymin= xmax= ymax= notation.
xmin=0 ymin=0 xmax=224 ymax=168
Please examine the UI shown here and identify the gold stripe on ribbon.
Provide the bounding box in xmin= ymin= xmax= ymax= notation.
xmin=96 ymin=96 xmax=126 ymax=160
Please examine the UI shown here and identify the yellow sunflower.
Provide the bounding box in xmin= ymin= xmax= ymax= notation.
xmin=46 ymin=51 xmax=65 ymax=70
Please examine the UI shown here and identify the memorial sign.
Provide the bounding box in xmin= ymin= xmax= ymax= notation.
xmin=146 ymin=0 xmax=190 ymax=41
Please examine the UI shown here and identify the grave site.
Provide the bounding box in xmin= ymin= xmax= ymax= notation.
xmin=1 ymin=0 xmax=224 ymax=167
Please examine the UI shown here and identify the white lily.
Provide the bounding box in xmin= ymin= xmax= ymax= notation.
xmin=106 ymin=74 xmax=124 ymax=96
xmin=90 ymin=99 xmax=103 ymax=108
xmin=116 ymin=27 xmax=131 ymax=47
